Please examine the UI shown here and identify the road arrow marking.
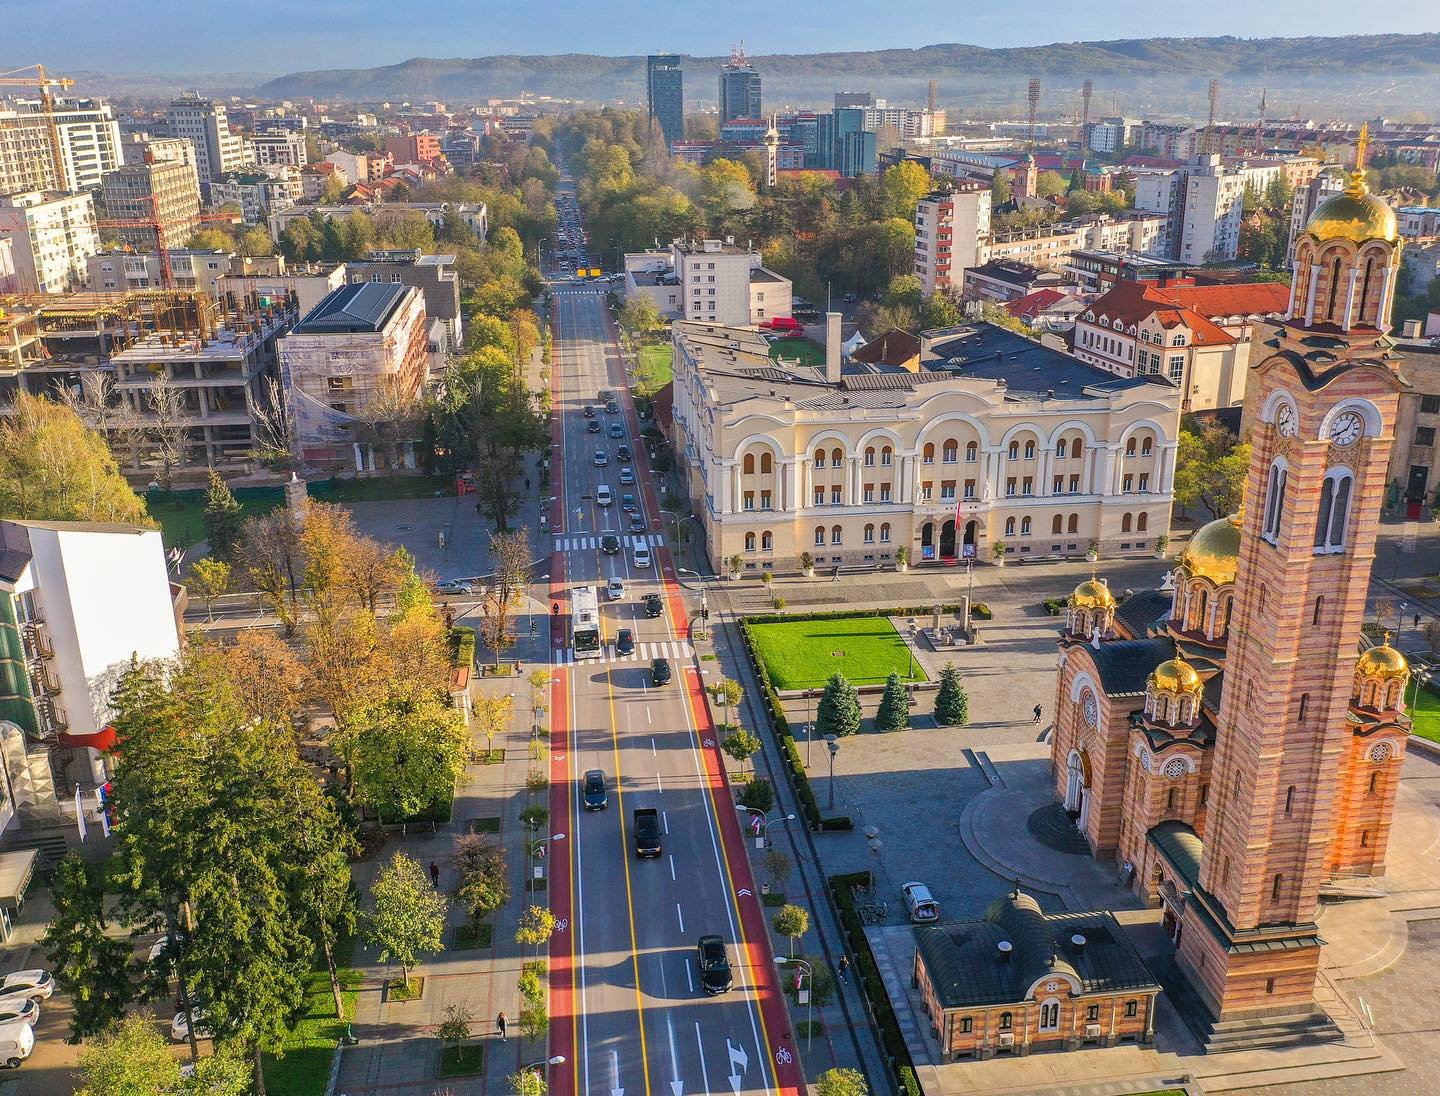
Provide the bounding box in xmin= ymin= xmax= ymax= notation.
xmin=726 ymin=1039 xmax=748 ymax=1094
xmin=737 ymin=888 xmax=752 ymax=898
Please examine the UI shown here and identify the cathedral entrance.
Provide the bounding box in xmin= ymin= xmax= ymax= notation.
xmin=1064 ymin=750 xmax=1088 ymax=829
xmin=963 ymin=520 xmax=978 ymax=559
xmin=920 ymin=521 xmax=934 ymax=562
xmin=939 ymin=519 xmax=957 ymax=560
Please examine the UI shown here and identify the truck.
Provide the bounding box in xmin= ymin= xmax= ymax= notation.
xmin=633 ymin=808 xmax=661 ymax=858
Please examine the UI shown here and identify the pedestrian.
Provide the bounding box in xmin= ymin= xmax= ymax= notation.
xmin=429 ymin=861 xmax=440 ymax=889
xmin=525 ymin=477 xmax=531 ymax=490
xmin=838 ymin=955 xmax=850 ymax=984
xmin=1033 ymin=703 xmax=1043 ymax=724
xmin=496 ymin=1011 xmax=507 ymax=1041
xmin=832 ymin=565 xmax=840 ymax=582
xmin=1415 ymin=613 xmax=1422 ymax=630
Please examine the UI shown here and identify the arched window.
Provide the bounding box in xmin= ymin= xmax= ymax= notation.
xmin=1021 ymin=516 xmax=1031 ymax=536
xmin=1137 ymin=512 xmax=1148 ymax=532
xmin=1368 ymin=771 xmax=1380 ymax=796
xmin=1067 ymin=513 xmax=1078 ymax=534
xmin=1122 ymin=512 xmax=1133 ymax=533
xmin=1024 ymin=440 xmax=1035 ymax=460
xmin=1008 ymin=441 xmax=1019 ymax=460
xmin=1314 ymin=472 xmax=1353 ymax=552
xmin=863 ymin=523 xmax=875 ymax=543
xmin=1126 ymin=437 xmax=1137 ymax=457
xmin=998 ymin=1012 xmax=1013 ymax=1031
xmin=744 ymin=532 xmax=756 ymax=552
xmin=923 ymin=442 xmax=935 ymax=464
xmin=1166 ymin=787 xmax=1177 ymax=810
xmin=864 ymin=447 xmax=875 ymax=467
xmin=1385 ymin=681 xmax=1401 ymax=709
xmin=830 ymin=447 xmax=843 ymax=468
xmin=760 ymin=452 xmax=773 ymax=474
xmin=1141 ymin=438 xmax=1153 ymax=456
xmin=1056 ymin=438 xmax=1067 ymax=457
xmin=1284 ymin=786 xmax=1295 ymax=813
xmin=831 ymin=525 xmax=842 ymax=545
xmin=1262 ymin=461 xmax=1288 ymax=541
xmin=814 ymin=526 xmax=825 ymax=546
xmin=1326 ymin=254 xmax=1342 ymax=320
xmin=1071 ymin=438 xmax=1083 ymax=458
xmin=1005 ymin=517 xmax=1015 ymax=536
xmin=880 ymin=446 xmax=892 ymax=466
xmin=965 ymin=441 xmax=978 ymax=463
xmin=1193 ymin=588 xmax=1208 ymax=634
xmin=1052 ymin=515 xmax=1063 ymax=535
xmin=814 ymin=448 xmax=825 ymax=468
xmin=743 ymin=454 xmax=755 ymax=474
xmin=879 ymin=522 xmax=890 ymax=543
xmin=1313 ymin=595 xmax=1324 ymax=626
xmin=942 ymin=440 xmax=958 ymax=463
xmin=1361 ymin=829 xmax=1371 ymax=847
xmin=761 ymin=530 xmax=773 ymax=551
xmin=1272 ymin=873 xmax=1284 ymax=902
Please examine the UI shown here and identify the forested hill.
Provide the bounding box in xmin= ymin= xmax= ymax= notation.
xmin=257 ymin=34 xmax=1440 ymax=116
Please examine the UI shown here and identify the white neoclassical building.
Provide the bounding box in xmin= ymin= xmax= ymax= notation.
xmin=668 ymin=318 xmax=1182 ymax=573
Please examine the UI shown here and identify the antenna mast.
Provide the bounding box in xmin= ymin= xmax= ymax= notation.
xmin=1026 ymin=77 xmax=1040 ymax=151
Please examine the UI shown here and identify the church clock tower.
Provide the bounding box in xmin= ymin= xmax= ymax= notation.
xmin=1174 ymin=128 xmax=1412 ymax=1026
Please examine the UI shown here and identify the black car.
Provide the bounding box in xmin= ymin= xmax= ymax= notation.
xmin=583 ymin=769 xmax=608 ymax=811
xmin=629 ymin=514 xmax=647 ymax=533
xmin=643 ymin=593 xmax=663 ymax=618
xmin=616 ymin=628 xmax=635 ymax=656
xmin=616 ymin=445 xmax=632 ymax=463
xmin=651 ymin=657 xmax=672 ymax=686
xmin=583 ymin=405 xmax=596 ymax=418
xmin=605 ymin=401 xmax=620 ymax=415
xmin=600 ymin=534 xmax=621 ymax=555
xmin=696 ymin=935 xmax=733 ymax=995
xmin=587 ymin=420 xmax=602 ymax=433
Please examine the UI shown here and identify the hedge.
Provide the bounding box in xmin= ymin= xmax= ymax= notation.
xmin=830 ymin=872 xmax=921 ymax=1096
xmin=743 ymin=605 xmax=970 ymax=627
xmin=450 ymin=626 xmax=476 ymax=669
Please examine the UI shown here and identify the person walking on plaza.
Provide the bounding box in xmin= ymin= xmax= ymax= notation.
xmin=496 ymin=1011 xmax=507 ymax=1041
xmin=1033 ymin=704 xmax=1043 ymax=724
xmin=429 ymin=861 xmax=440 ymax=889
xmin=838 ymin=954 xmax=850 ymax=984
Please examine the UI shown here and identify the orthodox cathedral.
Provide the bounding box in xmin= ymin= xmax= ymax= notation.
xmin=1049 ymin=129 xmax=1416 ymax=1045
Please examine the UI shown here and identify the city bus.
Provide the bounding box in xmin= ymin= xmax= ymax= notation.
xmin=571 ymin=585 xmax=601 ymax=660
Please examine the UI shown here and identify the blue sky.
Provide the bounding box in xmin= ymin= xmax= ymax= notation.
xmin=7 ymin=0 xmax=1440 ymax=74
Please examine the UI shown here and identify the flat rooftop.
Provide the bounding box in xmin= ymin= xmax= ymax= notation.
xmin=292 ymin=282 xmax=410 ymax=335
xmin=927 ymin=324 xmax=1164 ymax=400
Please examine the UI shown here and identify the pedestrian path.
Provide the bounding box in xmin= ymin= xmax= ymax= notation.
xmin=553 ymin=533 xmax=663 ymax=552
xmin=552 ymin=639 xmax=694 ymax=666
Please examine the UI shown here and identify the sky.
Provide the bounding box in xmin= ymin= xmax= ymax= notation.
xmin=6 ymin=0 xmax=1440 ymax=75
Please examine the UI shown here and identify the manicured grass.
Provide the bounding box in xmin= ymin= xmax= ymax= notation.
xmin=763 ymin=892 xmax=788 ymax=907
xmin=769 ymin=337 xmax=825 ymax=367
xmin=439 ymin=1043 xmax=486 ymax=1078
xmin=453 ymin=922 xmax=493 ymax=950
xmin=467 ymin=816 xmax=501 ymax=834
xmin=262 ymin=963 xmax=361 ymax=1096
xmin=748 ymin=616 xmax=928 ymax=691
xmin=635 ymin=343 xmax=673 ymax=397
xmin=1410 ymin=684 xmax=1440 ymax=744
xmin=386 ymin=976 xmax=424 ymax=1002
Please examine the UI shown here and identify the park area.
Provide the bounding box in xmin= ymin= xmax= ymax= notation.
xmin=1411 ymin=683 xmax=1440 ymax=744
xmin=749 ymin=615 xmax=927 ymax=691
xmin=634 ymin=343 xmax=673 ymax=397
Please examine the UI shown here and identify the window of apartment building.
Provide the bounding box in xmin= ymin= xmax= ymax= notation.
xmin=880 ymin=484 xmax=891 ymax=502
xmin=1125 ymin=438 xmax=1138 ymax=458
xmin=1168 ymin=356 xmax=1184 ymax=382
xmin=831 ymin=448 xmax=843 ymax=468
xmin=707 ymin=275 xmax=715 ymax=282
xmin=814 ymin=488 xmax=826 ymax=506
xmin=1416 ymin=427 xmax=1437 ymax=447
xmin=921 ymin=482 xmax=933 ymax=501
xmin=880 ymin=523 xmax=891 ymax=542
xmin=1086 ymin=1004 xmax=1101 ymax=1023
xmin=1068 ymin=513 xmax=1079 ymax=533
xmin=760 ymin=491 xmax=772 ymax=510
xmin=942 ymin=441 xmax=958 ymax=463
xmin=1005 ymin=517 xmax=1015 ymax=536
xmin=708 ymin=288 xmax=716 ymax=295
xmin=1054 ymin=475 xmax=1064 ymax=493
xmin=1171 ymin=334 xmax=1186 ymax=346
xmin=966 ymin=441 xmax=978 ymax=462
xmin=831 ymin=487 xmax=842 ymax=505
xmin=1421 ymin=395 xmax=1440 ymax=414
xmin=1021 ymin=516 xmax=1032 ymax=536
xmin=762 ymin=531 xmax=773 ymax=551
xmin=864 ymin=447 xmax=875 ymax=466
xmin=693 ymin=287 xmax=701 ymax=295
xmin=1006 ymin=477 xmax=1017 ymax=497
xmin=863 ymin=485 xmax=874 ymax=503
xmin=814 ymin=449 xmax=826 ymax=468
xmin=1070 ymin=474 xmax=1081 ymax=493
xmin=1139 ymin=473 xmax=1150 ymax=492
xmin=1125 ymin=1001 xmax=1138 ymax=1018
xmin=881 ymin=447 xmax=893 ymax=466
xmin=745 ymin=532 xmax=756 ymax=552
xmin=1008 ymin=441 xmax=1019 ymax=460
xmin=1123 ymin=474 xmax=1134 ymax=493
xmin=831 ymin=526 xmax=843 ymax=545
xmin=1022 ymin=477 xmax=1034 ymax=496
xmin=923 ymin=443 xmax=935 ymax=464
xmin=707 ymin=262 xmax=715 ymax=269
xmin=1023 ymin=441 xmax=1035 ymax=460
xmin=743 ymin=492 xmax=755 ymax=510
xmin=813 ymin=527 xmax=826 ymax=545
xmin=864 ymin=524 xmax=875 ymax=544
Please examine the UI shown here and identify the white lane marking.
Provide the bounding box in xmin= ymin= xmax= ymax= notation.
xmin=569 ymin=635 xmax=594 ymax=1096
xmin=694 ymin=1023 xmax=710 ymax=1095
xmin=666 ymin=1015 xmax=683 ymax=1096
xmin=656 ymin=770 xmax=664 ymax=794
xmin=675 ymin=902 xmax=685 ymax=934
xmin=648 ymin=708 xmax=653 ymax=726
xmin=651 ymin=735 xmax=656 ymax=753
xmin=662 ymin=810 xmax=670 ymax=835
xmin=686 ymin=959 xmax=695 ymax=995
xmin=669 ymin=854 xmax=677 ymax=881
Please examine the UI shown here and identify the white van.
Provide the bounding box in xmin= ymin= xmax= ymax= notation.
xmin=633 ymin=543 xmax=652 ymax=569
xmin=596 ymin=485 xmax=613 ymax=506
xmin=0 ymin=1020 xmax=33 ymax=1067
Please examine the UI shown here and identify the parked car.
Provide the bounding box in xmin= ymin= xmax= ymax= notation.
xmin=616 ymin=628 xmax=636 ymax=655
xmin=650 ymin=657 xmax=672 ymax=685
xmin=172 ymin=1007 xmax=214 ymax=1042
xmin=583 ymin=769 xmax=608 ymax=810
xmin=607 ymin=577 xmax=626 ymax=601
xmin=600 ymin=534 xmax=621 ymax=555
xmin=435 ymin=580 xmax=474 ymax=595
xmin=594 ymin=450 xmax=608 ymax=466
xmin=0 ymin=1021 xmax=32 ymax=1068
xmin=0 ymin=997 xmax=38 ymax=1027
xmin=696 ymin=935 xmax=733 ymax=995
xmin=902 ymin=881 xmax=940 ymax=922
xmin=643 ymin=593 xmax=664 ymax=618
xmin=0 ymin=972 xmax=51 ymax=1002
xmin=619 ymin=467 xmax=635 ymax=485
xmin=633 ymin=544 xmax=652 ymax=569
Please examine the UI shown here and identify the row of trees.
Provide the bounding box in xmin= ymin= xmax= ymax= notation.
xmin=812 ymin=665 xmax=970 ymax=737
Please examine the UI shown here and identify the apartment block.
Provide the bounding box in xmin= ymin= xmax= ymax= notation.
xmin=0 ymin=191 xmax=99 ymax=294
xmin=210 ymin=168 xmax=301 ymax=225
xmin=1134 ymin=155 xmax=1287 ymax=262
xmin=982 ymin=212 xmax=1167 ymax=270
xmin=1088 ymin=117 xmax=1141 ymax=153
xmin=623 ymin=239 xmax=791 ymax=325
xmin=646 ymin=55 xmax=684 ymax=146
xmin=0 ymin=96 xmax=121 ymax=193
xmin=88 ymin=248 xmax=232 ymax=295
xmin=120 ymin=132 xmax=201 ymax=194
xmin=249 ymin=129 xmax=308 ymax=168
xmin=383 ymin=132 xmax=442 ymax=164
xmin=0 ymin=108 xmax=54 ymax=194
xmin=345 ymin=250 xmax=463 ymax=353
xmin=164 ymin=95 xmax=248 ymax=194
xmin=914 ymin=183 xmax=991 ymax=297
xmin=100 ymin=160 xmax=201 ymax=252
xmin=216 ymin=261 xmax=348 ymax=320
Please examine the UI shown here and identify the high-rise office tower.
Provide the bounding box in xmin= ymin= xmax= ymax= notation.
xmin=164 ymin=94 xmax=247 ymax=196
xmin=647 ymin=54 xmax=684 ymax=146
xmin=718 ymin=44 xmax=761 ymax=124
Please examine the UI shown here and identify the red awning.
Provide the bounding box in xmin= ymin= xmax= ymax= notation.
xmin=58 ymin=726 xmax=119 ymax=753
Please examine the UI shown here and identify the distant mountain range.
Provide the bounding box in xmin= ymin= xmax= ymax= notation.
xmin=250 ymin=35 xmax=1440 ymax=118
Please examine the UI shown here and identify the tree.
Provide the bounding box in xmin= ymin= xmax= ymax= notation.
xmin=0 ymin=393 xmax=150 ymax=525
xmin=874 ymin=672 xmax=910 ymax=733
xmin=76 ymin=1015 xmax=248 ymax=1096
xmin=989 ymin=171 xmax=1012 ymax=207
xmin=762 ymin=847 xmax=793 ymax=894
xmin=934 ymin=662 xmax=969 ymax=727
xmin=1035 ymin=170 xmax=1068 ymax=198
xmin=1173 ymin=420 xmax=1251 ymax=519
xmin=144 ymin=371 xmax=189 ymax=490
xmin=478 ymin=527 xmax=532 ymax=661
xmin=511 ymin=1069 xmax=548 ymax=1096
xmin=791 ymin=955 xmax=837 ymax=1008
xmin=816 ymin=1068 xmax=869 ymax=1096
xmin=878 ymin=161 xmax=932 ymax=219
xmin=366 ymin=852 xmax=447 ymax=984
xmin=772 ymin=904 xmax=809 ymax=957
xmin=708 ymin=677 xmax=744 ymax=725
xmin=451 ymin=834 xmax=510 ymax=932
xmin=816 ymin=673 xmax=862 ymax=738
xmin=201 ymin=471 xmax=244 ymax=562
xmin=515 ymin=904 xmax=558 ymax=959
xmin=345 ymin=695 xmax=467 ymax=821
xmin=187 ymin=557 xmax=231 ymax=622
xmin=239 ymin=508 xmax=305 ymax=635
xmin=42 ymin=854 xmax=134 ymax=1041
xmin=474 ymin=692 xmax=514 ymax=759
xmin=738 ymin=776 xmax=775 ymax=814
xmin=436 ymin=1001 xmax=474 ymax=1053
xmin=721 ymin=727 xmax=762 ymax=774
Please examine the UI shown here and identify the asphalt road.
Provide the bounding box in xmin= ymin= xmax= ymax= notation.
xmin=542 ymin=273 xmax=804 ymax=1096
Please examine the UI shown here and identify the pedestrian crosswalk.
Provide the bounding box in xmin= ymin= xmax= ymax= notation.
xmin=553 ymin=639 xmax=694 ymax=666
xmin=553 ymin=533 xmax=664 ymax=552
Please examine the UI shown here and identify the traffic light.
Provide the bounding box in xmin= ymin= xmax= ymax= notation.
xmin=701 ymin=607 xmax=710 ymax=621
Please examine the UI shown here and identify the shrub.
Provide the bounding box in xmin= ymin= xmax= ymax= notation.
xmin=800 ymin=551 xmax=814 ymax=571
xmin=1041 ymin=597 xmax=1067 ymax=616
xmin=816 ymin=673 xmax=862 ymax=738
xmin=738 ymin=776 xmax=775 ymax=814
xmin=971 ymin=603 xmax=992 ymax=619
xmin=773 ymin=596 xmax=787 ymax=612
xmin=874 ymin=673 xmax=910 ymax=733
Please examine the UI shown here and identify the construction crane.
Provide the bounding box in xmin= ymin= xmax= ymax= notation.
xmin=98 ymin=188 xmax=173 ymax=289
xmin=0 ymin=64 xmax=76 ymax=191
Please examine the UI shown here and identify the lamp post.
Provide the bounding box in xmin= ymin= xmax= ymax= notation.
xmin=825 ymin=734 xmax=839 ymax=810
xmin=907 ymin=621 xmax=918 ymax=680
xmin=521 ymin=1055 xmax=568 ymax=1078
xmin=737 ymin=805 xmax=796 ymax=849
xmin=865 ymin=825 xmax=882 ymax=897
xmin=774 ymin=956 xmax=815 ymax=1052
xmin=804 ymin=689 xmax=814 ymax=769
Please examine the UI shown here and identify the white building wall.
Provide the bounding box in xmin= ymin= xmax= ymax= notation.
xmin=0 ymin=191 xmax=99 ymax=293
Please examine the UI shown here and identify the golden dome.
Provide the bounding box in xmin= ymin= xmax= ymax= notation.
xmin=1178 ymin=512 xmax=1241 ymax=587
xmin=1356 ymin=638 xmax=1409 ymax=681
xmin=1150 ymin=657 xmax=1202 ymax=694
xmin=1305 ymin=183 xmax=1397 ymax=245
xmin=1070 ymin=574 xmax=1116 ymax=610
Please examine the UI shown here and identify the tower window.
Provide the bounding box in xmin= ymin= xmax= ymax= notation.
xmin=1313 ymin=596 xmax=1325 ymax=626
xmin=1298 ymin=693 xmax=1309 ymax=721
xmin=1266 ymin=978 xmax=1276 ymax=995
xmin=1315 ymin=473 xmax=1353 ymax=553
xmin=1284 ymin=785 xmax=1295 ymax=813
xmin=1262 ymin=462 xmax=1288 ymax=542
xmin=1166 ymin=787 xmax=1177 ymax=811
xmin=1272 ymin=873 xmax=1283 ymax=902
xmin=1368 ymin=771 xmax=1379 ymax=796
xmin=960 ymin=1017 xmax=972 ymax=1033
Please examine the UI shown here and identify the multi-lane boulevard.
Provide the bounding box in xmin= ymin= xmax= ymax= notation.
xmin=541 ymin=253 xmax=804 ymax=1096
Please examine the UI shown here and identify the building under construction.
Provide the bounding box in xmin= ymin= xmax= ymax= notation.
xmin=0 ymin=285 xmax=297 ymax=478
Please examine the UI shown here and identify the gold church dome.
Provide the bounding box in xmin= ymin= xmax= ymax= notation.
xmin=1070 ymin=575 xmax=1116 ymax=610
xmin=1356 ymin=639 xmax=1409 ymax=682
xmin=1179 ymin=511 xmax=1242 ymax=587
xmin=1150 ymin=657 xmax=1202 ymax=694
xmin=1306 ymin=186 xmax=1398 ymax=246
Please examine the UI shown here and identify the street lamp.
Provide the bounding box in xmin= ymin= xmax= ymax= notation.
xmin=865 ymin=825 xmax=882 ymax=897
xmin=774 ymin=956 xmax=815 ymax=1052
xmin=825 ymin=734 xmax=839 ymax=811
xmin=521 ymin=1055 xmax=568 ymax=1073
xmin=736 ymin=805 xmax=796 ymax=849
xmin=803 ymin=689 xmax=814 ymax=769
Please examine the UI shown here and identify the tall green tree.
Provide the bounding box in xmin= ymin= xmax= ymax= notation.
xmin=343 ymin=695 xmax=467 ymax=821
xmin=201 ymin=471 xmax=244 ymax=561
xmin=815 ymin=1067 xmax=869 ymax=1096
xmin=366 ymin=852 xmax=447 ymax=984
xmin=874 ymin=672 xmax=911 ymax=733
xmin=771 ymin=904 xmax=809 ymax=958
xmin=77 ymin=1014 xmax=249 ymax=1096
xmin=1173 ymin=420 xmax=1251 ymax=519
xmin=816 ymin=673 xmax=862 ymax=738
xmin=934 ymin=663 xmax=969 ymax=727
xmin=42 ymin=854 xmax=134 ymax=1040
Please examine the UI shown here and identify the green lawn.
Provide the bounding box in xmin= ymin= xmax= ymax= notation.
xmin=635 ymin=343 xmax=673 ymax=397
xmin=1410 ymin=683 xmax=1440 ymax=744
xmin=262 ymin=963 xmax=361 ymax=1096
xmin=769 ymin=337 xmax=826 ymax=368
xmin=749 ymin=616 xmax=927 ymax=690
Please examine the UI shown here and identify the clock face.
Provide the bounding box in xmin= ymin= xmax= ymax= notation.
xmin=1330 ymin=411 xmax=1364 ymax=447
xmin=1082 ymin=692 xmax=1098 ymax=728
xmin=1275 ymin=403 xmax=1297 ymax=438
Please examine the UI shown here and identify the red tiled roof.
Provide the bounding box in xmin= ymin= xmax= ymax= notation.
xmin=1083 ymin=278 xmax=1288 ymax=348
xmin=1161 ymin=282 xmax=1291 ymax=320
xmin=1005 ymin=288 xmax=1070 ymax=319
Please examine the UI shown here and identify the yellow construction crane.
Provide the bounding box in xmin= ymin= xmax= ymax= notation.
xmin=0 ymin=64 xmax=77 ymax=191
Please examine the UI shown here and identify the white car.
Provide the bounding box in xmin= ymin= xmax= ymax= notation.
xmin=607 ymin=577 xmax=626 ymax=601
xmin=172 ymin=1007 xmax=214 ymax=1042
xmin=633 ymin=544 xmax=652 ymax=569
xmin=901 ymin=881 xmax=940 ymax=922
xmin=0 ymin=1021 xmax=31 ymax=1068
xmin=0 ymin=970 xmax=52 ymax=1002
xmin=0 ymin=996 xmax=38 ymax=1027
xmin=596 ymin=484 xmax=613 ymax=506
xmin=435 ymin=580 xmax=475 ymax=595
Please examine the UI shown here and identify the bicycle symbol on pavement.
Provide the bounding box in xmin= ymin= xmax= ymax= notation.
xmin=555 ymin=918 xmax=569 ymax=933
xmin=775 ymin=1046 xmax=793 ymax=1065
xmin=703 ymin=738 xmax=715 ymax=747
